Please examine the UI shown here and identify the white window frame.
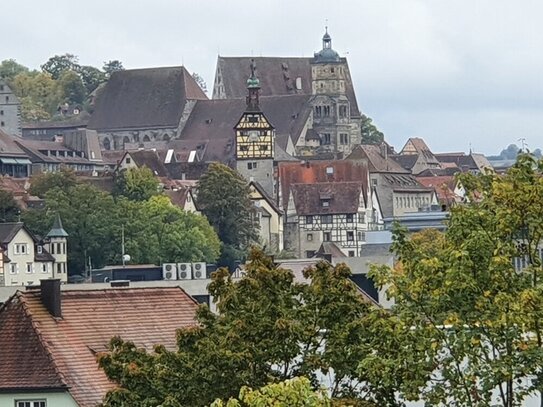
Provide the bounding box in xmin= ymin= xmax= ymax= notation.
xmin=41 ymin=263 xmax=49 ymax=273
xmin=14 ymin=244 xmax=27 ymax=255
xmin=16 ymin=400 xmax=47 ymax=407
xmin=9 ymin=263 xmax=18 ymax=274
xmin=26 ymin=263 xmax=33 ymax=274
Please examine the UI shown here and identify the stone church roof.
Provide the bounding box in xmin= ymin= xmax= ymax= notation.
xmin=88 ymin=66 xmax=208 ymax=132
xmin=177 ymin=94 xmax=311 ymax=163
xmin=214 ymin=56 xmax=360 ymax=116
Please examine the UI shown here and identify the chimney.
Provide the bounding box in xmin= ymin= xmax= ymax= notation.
xmin=41 ymin=279 xmax=62 ymax=318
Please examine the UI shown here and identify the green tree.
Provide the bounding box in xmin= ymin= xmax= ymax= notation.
xmin=370 ymin=154 xmax=543 ymax=406
xmin=211 ymin=377 xmax=331 ymax=407
xmin=0 ymin=190 xmax=20 ymax=222
xmin=56 ymin=70 xmax=86 ymax=105
xmin=197 ymin=163 xmax=258 ymax=268
xmin=11 ymin=71 xmax=59 ymax=121
xmin=360 ymin=114 xmax=384 ymax=145
xmin=0 ymin=59 xmax=28 ymax=81
xmin=112 ymin=195 xmax=220 ymax=265
xmin=41 ymin=53 xmax=80 ymax=80
xmin=102 ymin=60 xmax=124 ymax=78
xmin=24 ymin=183 xmax=116 ymax=273
xmin=78 ymin=65 xmax=106 ymax=93
xmin=98 ymin=249 xmax=378 ymax=406
xmin=29 ymin=168 xmax=78 ymax=198
xmin=113 ymin=167 xmax=160 ymax=202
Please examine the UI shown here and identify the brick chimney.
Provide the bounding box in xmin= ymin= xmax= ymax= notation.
xmin=41 ymin=279 xmax=62 ymax=318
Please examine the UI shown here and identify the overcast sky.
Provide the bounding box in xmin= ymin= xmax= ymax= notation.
xmin=3 ymin=0 xmax=541 ymax=154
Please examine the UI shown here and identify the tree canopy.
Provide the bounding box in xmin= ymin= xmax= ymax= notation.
xmin=2 ymin=54 xmax=123 ymax=121
xmin=24 ymin=173 xmax=220 ymax=274
xmin=113 ymin=167 xmax=160 ymax=202
xmin=0 ymin=189 xmax=20 ymax=222
xmin=360 ymin=114 xmax=385 ymax=145
xmin=370 ymin=154 xmax=543 ymax=406
xmin=97 ymin=249 xmax=380 ymax=406
xmin=197 ymin=163 xmax=259 ymax=268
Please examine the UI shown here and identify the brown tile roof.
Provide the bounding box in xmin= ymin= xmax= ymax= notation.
xmin=290 ymin=182 xmax=364 ymax=215
xmin=347 ymin=145 xmax=409 ymax=173
xmin=278 ymin=160 xmax=369 ymax=211
xmin=215 ymin=56 xmax=360 ymax=116
xmin=416 ymin=175 xmax=461 ymax=204
xmin=88 ymin=67 xmax=208 ymax=131
xmin=0 ymin=287 xmax=199 ymax=406
xmin=126 ymin=150 xmax=169 ymax=177
xmin=0 ymin=294 xmax=68 ymax=391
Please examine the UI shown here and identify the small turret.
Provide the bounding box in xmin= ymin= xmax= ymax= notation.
xmin=46 ymin=214 xmax=68 ymax=282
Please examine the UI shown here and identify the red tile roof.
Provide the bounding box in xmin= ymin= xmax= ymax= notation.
xmin=0 ymin=287 xmax=199 ymax=407
xmin=278 ymin=160 xmax=369 ymax=211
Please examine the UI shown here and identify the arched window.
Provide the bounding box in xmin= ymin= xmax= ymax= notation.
xmin=103 ymin=137 xmax=111 ymax=150
xmin=123 ymin=136 xmax=130 ymax=147
xmin=143 ymin=135 xmax=151 ymax=142
xmin=163 ymin=134 xmax=171 ymax=142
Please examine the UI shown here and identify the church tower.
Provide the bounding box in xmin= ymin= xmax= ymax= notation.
xmin=0 ymin=78 xmax=21 ymax=137
xmin=310 ymin=28 xmax=359 ymax=154
xmin=235 ymin=60 xmax=276 ymax=197
xmin=46 ymin=214 xmax=69 ymax=283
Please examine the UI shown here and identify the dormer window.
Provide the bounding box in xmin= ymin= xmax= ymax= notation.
xmin=37 ymin=246 xmax=43 ymax=254
xmin=322 ymin=200 xmax=330 ymax=207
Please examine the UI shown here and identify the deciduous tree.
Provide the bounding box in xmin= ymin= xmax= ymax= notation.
xmin=197 ymin=163 xmax=259 ymax=268
xmin=360 ymin=114 xmax=384 ymax=145
xmin=370 ymin=154 xmax=543 ymax=406
xmin=98 ymin=249 xmax=379 ymax=406
xmin=113 ymin=167 xmax=160 ymax=202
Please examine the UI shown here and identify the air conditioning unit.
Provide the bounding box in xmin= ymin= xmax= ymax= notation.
xmin=162 ymin=263 xmax=178 ymax=280
xmin=192 ymin=262 xmax=207 ymax=279
xmin=177 ymin=263 xmax=192 ymax=280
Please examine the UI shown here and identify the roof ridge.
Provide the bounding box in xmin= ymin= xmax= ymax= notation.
xmin=17 ymin=292 xmax=70 ymax=389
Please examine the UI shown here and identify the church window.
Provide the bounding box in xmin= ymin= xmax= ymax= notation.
xmin=314 ymin=106 xmax=322 ymax=117
xmin=323 ymin=106 xmax=331 ymax=116
xmin=321 ymin=133 xmax=331 ymax=145
xmin=340 ymin=133 xmax=349 ymax=145
xmin=103 ymin=138 xmax=111 ymax=151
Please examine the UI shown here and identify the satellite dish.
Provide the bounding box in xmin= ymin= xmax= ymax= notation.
xmin=122 ymin=254 xmax=131 ymax=262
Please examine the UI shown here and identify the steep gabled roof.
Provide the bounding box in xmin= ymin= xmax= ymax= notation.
xmin=0 ymin=287 xmax=199 ymax=407
xmin=290 ymin=182 xmax=364 ymax=215
xmin=278 ymin=160 xmax=369 ymax=211
xmin=0 ymin=293 xmax=68 ymax=392
xmin=88 ymin=66 xmax=208 ymax=131
xmin=348 ymin=145 xmax=409 ymax=173
xmin=0 ymin=223 xmax=33 ymax=244
xmin=125 ymin=150 xmax=169 ymax=177
xmin=215 ymin=56 xmax=360 ymax=116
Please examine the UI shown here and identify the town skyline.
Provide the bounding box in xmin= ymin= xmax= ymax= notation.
xmin=3 ymin=0 xmax=541 ymax=155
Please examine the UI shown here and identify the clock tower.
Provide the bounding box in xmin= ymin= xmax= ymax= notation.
xmin=235 ymin=59 xmax=275 ymax=197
